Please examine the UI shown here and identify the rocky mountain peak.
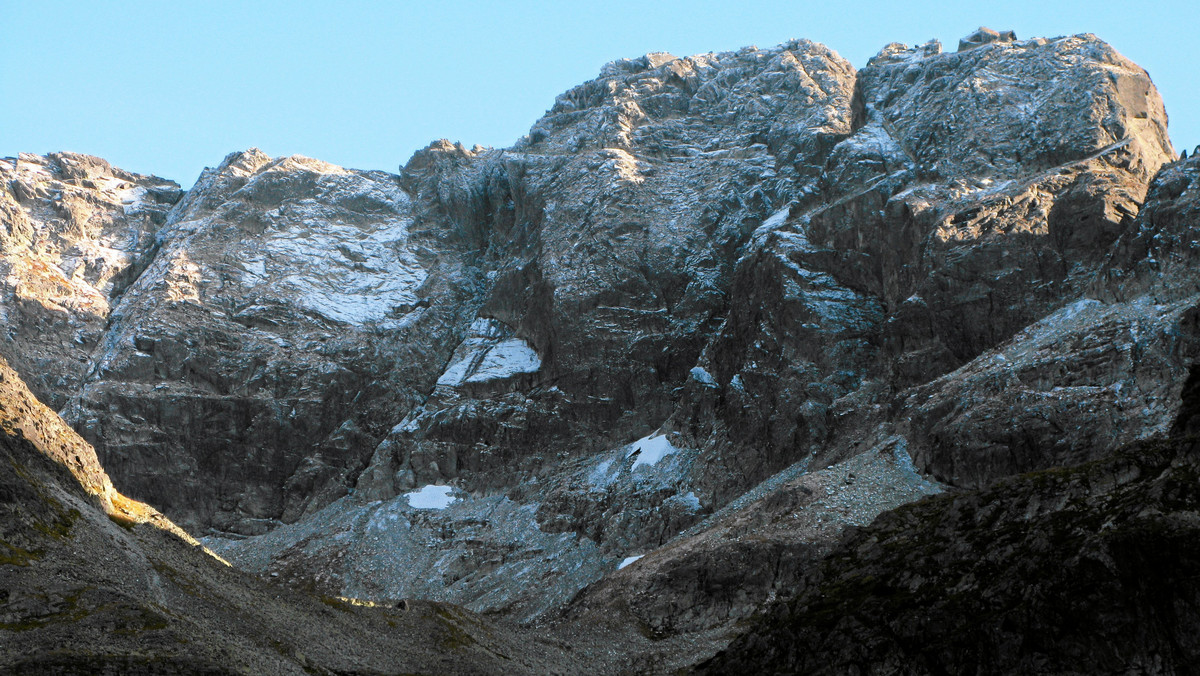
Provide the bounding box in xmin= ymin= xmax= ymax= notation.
xmin=957 ymin=26 xmax=1017 ymax=51
xmin=0 ymin=152 xmax=181 ymax=409
xmin=214 ymin=147 xmax=272 ymax=176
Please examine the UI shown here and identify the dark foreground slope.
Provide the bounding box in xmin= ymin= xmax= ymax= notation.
xmin=0 ymin=354 xmax=564 ymax=675
xmin=699 ymin=434 xmax=1200 ymax=674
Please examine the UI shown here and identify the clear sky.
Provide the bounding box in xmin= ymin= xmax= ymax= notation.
xmin=3 ymin=1 xmax=1195 ymax=187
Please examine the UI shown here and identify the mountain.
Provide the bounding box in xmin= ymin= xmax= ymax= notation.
xmin=3 ymin=28 xmax=1199 ymax=673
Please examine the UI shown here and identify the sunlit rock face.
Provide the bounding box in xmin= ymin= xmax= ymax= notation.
xmin=678 ymin=33 xmax=1175 ymax=507
xmin=0 ymin=152 xmax=182 ymax=409
xmin=53 ymin=148 xmax=489 ymax=535
xmin=1 ymin=29 xmax=1194 ymax=661
xmin=209 ymin=38 xmax=865 ymax=620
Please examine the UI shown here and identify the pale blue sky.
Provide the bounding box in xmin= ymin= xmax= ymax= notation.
xmin=3 ymin=1 xmax=1195 ymax=187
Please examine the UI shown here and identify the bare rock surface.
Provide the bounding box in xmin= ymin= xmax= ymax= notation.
xmin=203 ymin=32 xmax=1183 ymax=639
xmin=562 ymin=437 xmax=943 ymax=637
xmin=678 ymin=32 xmax=1174 ymax=504
xmin=59 ymin=149 xmax=482 ymax=534
xmin=698 ymin=435 xmax=1200 ymax=675
xmin=0 ymin=153 xmax=182 ymax=409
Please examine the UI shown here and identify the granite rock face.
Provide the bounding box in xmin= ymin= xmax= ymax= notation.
xmin=1 ymin=28 xmax=1196 ymax=670
xmin=57 ymin=150 xmax=487 ymax=534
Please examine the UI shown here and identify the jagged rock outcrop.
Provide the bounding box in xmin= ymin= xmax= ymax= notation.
xmin=212 ymin=39 xmax=864 ymax=618
xmin=59 ymin=149 xmax=485 ymax=534
xmin=1108 ymin=146 xmax=1200 ymax=298
xmin=889 ymin=154 xmax=1200 ymax=489
xmin=958 ymin=27 xmax=1018 ymax=51
xmin=358 ymin=39 xmax=858 ymax=502
xmin=562 ymin=437 xmax=942 ymax=637
xmin=193 ymin=31 xmax=1184 ymax=635
xmin=678 ymin=32 xmax=1174 ymax=506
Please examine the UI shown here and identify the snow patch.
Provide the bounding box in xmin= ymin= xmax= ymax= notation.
xmin=436 ymin=355 xmax=474 ymax=387
xmin=467 ymin=339 xmax=541 ymax=383
xmin=437 ymin=337 xmax=541 ymax=386
xmin=588 ymin=458 xmax=617 ymax=490
xmin=404 ymin=485 xmax=456 ymax=510
xmin=393 ymin=416 xmax=421 ymax=434
xmin=627 ymin=434 xmax=678 ymax=469
xmin=690 ymin=366 xmax=717 ymax=387
xmin=677 ymin=491 xmax=702 ymax=511
xmin=761 ymin=206 xmax=791 ymax=230
xmin=618 ymin=555 xmax=643 ymax=570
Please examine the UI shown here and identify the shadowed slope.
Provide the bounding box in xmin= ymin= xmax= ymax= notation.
xmin=697 ymin=435 xmax=1200 ymax=675
xmin=0 ymin=354 xmax=564 ymax=675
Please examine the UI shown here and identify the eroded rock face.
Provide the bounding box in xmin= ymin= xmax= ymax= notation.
xmin=204 ymin=33 xmax=1184 ymax=632
xmin=357 ymin=40 xmax=859 ymax=505
xmin=213 ymin=39 xmax=864 ymax=620
xmin=1108 ymin=150 xmax=1200 ymax=299
xmin=903 ymin=296 xmax=1200 ymax=486
xmin=0 ymin=355 xmax=565 ymax=675
xmin=563 ymin=436 xmax=943 ymax=636
xmin=895 ymin=153 xmax=1200 ymax=489
xmin=672 ymin=33 xmax=1174 ymax=509
xmin=56 ymin=149 xmax=490 ymax=534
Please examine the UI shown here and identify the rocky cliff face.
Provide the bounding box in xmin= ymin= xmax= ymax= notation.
xmin=3 ymin=27 xmax=1198 ymax=674
xmin=0 ymin=153 xmax=182 ymax=410
xmin=55 ymin=149 xmax=488 ymax=534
